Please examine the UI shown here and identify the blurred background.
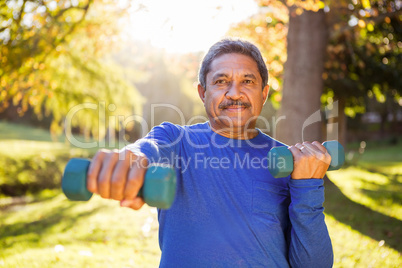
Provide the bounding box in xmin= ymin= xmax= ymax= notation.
xmin=0 ymin=0 xmax=401 ymax=267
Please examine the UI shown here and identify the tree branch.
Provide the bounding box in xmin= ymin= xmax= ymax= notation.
xmin=14 ymin=0 xmax=28 ymax=30
xmin=53 ymin=1 xmax=92 ymax=47
xmin=39 ymin=0 xmax=93 ymax=64
xmin=38 ymin=0 xmax=91 ymax=20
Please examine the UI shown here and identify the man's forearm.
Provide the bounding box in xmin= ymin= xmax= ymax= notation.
xmin=288 ymin=179 xmax=333 ymax=268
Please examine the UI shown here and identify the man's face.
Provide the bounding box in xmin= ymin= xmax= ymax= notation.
xmin=198 ymin=53 xmax=269 ymax=133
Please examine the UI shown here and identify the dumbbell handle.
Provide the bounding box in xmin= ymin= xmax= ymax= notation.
xmin=267 ymin=140 xmax=345 ymax=178
xmin=61 ymin=158 xmax=176 ymax=209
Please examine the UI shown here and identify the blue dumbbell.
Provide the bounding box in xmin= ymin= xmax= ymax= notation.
xmin=267 ymin=140 xmax=345 ymax=178
xmin=61 ymin=158 xmax=176 ymax=209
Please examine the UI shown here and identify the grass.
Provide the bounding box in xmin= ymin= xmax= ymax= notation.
xmin=325 ymin=140 xmax=402 ymax=267
xmin=0 ymin=121 xmax=93 ymax=159
xmin=0 ymin=120 xmax=401 ymax=267
xmin=0 ymin=193 xmax=161 ymax=267
xmin=0 ymin=120 xmax=160 ymax=267
xmin=0 ymin=121 xmax=127 ymax=158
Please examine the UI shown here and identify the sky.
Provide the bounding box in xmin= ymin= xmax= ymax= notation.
xmin=123 ymin=0 xmax=259 ymax=53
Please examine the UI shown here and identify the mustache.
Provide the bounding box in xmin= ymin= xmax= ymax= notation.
xmin=218 ymin=100 xmax=251 ymax=109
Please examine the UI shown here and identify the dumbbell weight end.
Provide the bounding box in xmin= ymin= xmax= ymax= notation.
xmin=61 ymin=158 xmax=176 ymax=209
xmin=62 ymin=158 xmax=93 ymax=201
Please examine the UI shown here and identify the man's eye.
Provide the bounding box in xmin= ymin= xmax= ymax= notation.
xmin=215 ymin=80 xmax=227 ymax=84
xmin=244 ymin=80 xmax=253 ymax=84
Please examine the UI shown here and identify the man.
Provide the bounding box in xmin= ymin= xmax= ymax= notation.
xmin=87 ymin=38 xmax=334 ymax=267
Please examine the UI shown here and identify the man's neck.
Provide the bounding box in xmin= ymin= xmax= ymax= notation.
xmin=208 ymin=122 xmax=259 ymax=140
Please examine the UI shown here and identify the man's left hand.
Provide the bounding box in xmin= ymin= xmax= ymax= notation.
xmin=288 ymin=141 xmax=332 ymax=180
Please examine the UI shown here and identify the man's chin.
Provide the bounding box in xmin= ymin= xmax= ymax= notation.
xmin=210 ymin=112 xmax=257 ymax=130
xmin=219 ymin=120 xmax=255 ymax=131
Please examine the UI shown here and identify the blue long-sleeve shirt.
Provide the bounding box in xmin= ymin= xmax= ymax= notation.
xmin=127 ymin=122 xmax=333 ymax=267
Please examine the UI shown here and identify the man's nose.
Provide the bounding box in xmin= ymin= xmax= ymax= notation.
xmin=225 ymin=82 xmax=243 ymax=100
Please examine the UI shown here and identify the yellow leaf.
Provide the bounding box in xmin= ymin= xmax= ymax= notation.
xmin=362 ymin=0 xmax=371 ymax=9
xmin=318 ymin=1 xmax=325 ymax=9
xmin=287 ymin=0 xmax=295 ymax=6
xmin=13 ymin=92 xmax=22 ymax=105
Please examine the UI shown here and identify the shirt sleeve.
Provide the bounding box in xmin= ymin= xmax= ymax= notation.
xmin=287 ymin=178 xmax=334 ymax=268
xmin=124 ymin=122 xmax=182 ymax=166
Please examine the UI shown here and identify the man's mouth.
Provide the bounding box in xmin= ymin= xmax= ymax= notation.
xmin=225 ymin=106 xmax=246 ymax=112
xmin=219 ymin=101 xmax=251 ymax=110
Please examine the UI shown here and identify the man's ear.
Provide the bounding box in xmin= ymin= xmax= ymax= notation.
xmin=198 ymin=84 xmax=206 ymax=104
xmin=262 ymin=84 xmax=270 ymax=105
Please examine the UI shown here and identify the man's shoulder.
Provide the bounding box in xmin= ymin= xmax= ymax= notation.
xmin=256 ymin=129 xmax=287 ymax=148
xmin=150 ymin=122 xmax=209 ymax=148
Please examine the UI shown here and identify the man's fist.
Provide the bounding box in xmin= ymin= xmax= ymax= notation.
xmin=86 ymin=149 xmax=148 ymax=210
xmin=288 ymin=141 xmax=332 ymax=180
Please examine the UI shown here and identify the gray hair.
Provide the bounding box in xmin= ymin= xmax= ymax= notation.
xmin=198 ymin=38 xmax=268 ymax=90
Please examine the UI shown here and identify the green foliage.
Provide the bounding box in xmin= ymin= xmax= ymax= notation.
xmin=42 ymin=52 xmax=144 ymax=137
xmin=0 ymin=154 xmax=68 ymax=197
xmin=230 ymin=0 xmax=401 ymax=115
xmin=0 ymin=121 xmax=93 ymax=197
xmin=323 ymin=1 xmax=402 ymax=114
xmin=0 ymin=0 xmax=143 ymax=138
xmin=0 ymin=116 xmax=140 ymax=197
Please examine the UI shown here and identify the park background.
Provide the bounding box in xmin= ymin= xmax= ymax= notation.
xmin=0 ymin=0 xmax=401 ymax=267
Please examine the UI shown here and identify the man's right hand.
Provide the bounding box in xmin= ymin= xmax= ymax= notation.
xmin=86 ymin=149 xmax=148 ymax=210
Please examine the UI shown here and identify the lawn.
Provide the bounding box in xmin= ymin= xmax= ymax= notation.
xmin=0 ymin=121 xmax=160 ymax=267
xmin=0 ymin=121 xmax=101 ymax=159
xmin=324 ymin=139 xmax=402 ymax=267
xmin=0 ymin=192 xmax=161 ymax=267
xmin=0 ymin=121 xmax=401 ymax=267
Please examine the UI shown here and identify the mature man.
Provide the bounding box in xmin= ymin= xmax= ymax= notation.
xmin=87 ymin=38 xmax=334 ymax=267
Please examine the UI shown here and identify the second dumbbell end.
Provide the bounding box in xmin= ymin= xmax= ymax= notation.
xmin=267 ymin=140 xmax=345 ymax=178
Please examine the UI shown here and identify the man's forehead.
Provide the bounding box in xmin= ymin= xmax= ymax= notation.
xmin=208 ymin=53 xmax=261 ymax=79
xmin=211 ymin=71 xmax=257 ymax=79
xmin=210 ymin=53 xmax=257 ymax=67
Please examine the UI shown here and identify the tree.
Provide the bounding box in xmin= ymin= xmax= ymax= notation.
xmin=323 ymin=2 xmax=402 ymax=142
xmin=0 ymin=0 xmax=143 ymax=139
xmin=277 ymin=6 xmax=327 ymax=144
xmin=229 ymin=0 xmax=401 ymax=145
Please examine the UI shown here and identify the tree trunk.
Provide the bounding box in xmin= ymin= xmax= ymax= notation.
xmin=276 ymin=9 xmax=328 ymax=145
xmin=338 ymin=98 xmax=347 ymax=147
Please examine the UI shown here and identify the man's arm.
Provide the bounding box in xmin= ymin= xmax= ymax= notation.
xmin=125 ymin=122 xmax=182 ymax=165
xmin=86 ymin=122 xmax=181 ymax=210
xmin=287 ymin=141 xmax=334 ymax=267
xmin=288 ymin=179 xmax=333 ymax=267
